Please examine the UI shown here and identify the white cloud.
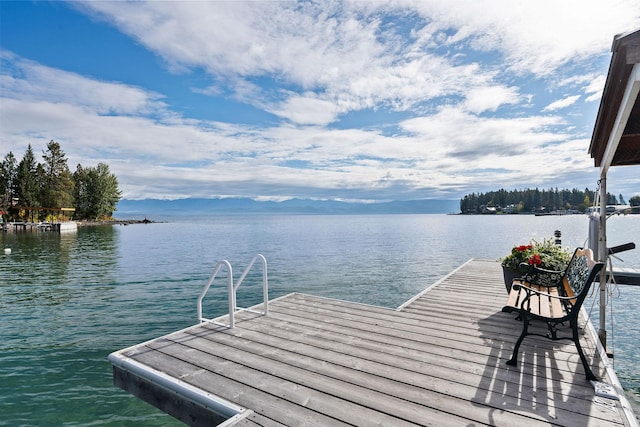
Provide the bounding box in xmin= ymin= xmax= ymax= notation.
xmin=271 ymin=95 xmax=340 ymax=126
xmin=71 ymin=2 xmax=520 ymax=123
xmin=410 ymin=0 xmax=640 ymax=75
xmin=73 ymin=1 xmax=640 ymax=119
xmin=463 ymin=85 xmax=520 ymax=113
xmin=585 ymin=75 xmax=606 ymax=102
xmin=543 ymin=95 xmax=581 ymax=112
xmin=0 ymin=51 xmax=166 ymax=117
xmin=401 ymin=106 xmax=565 ymax=151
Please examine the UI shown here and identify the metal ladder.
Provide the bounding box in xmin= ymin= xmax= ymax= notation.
xmin=197 ymin=254 xmax=268 ymax=328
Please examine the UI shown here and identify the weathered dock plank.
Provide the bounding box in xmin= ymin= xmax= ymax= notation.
xmin=110 ymin=259 xmax=637 ymax=426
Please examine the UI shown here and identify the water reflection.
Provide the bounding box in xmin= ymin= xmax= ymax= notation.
xmin=0 ymin=227 xmax=118 ymax=348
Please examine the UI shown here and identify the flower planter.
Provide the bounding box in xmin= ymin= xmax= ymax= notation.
xmin=500 ymin=238 xmax=571 ymax=293
xmin=502 ymin=266 xmax=522 ymax=293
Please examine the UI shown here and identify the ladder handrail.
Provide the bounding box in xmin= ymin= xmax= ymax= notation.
xmin=236 ymin=254 xmax=269 ymax=317
xmin=197 ymin=254 xmax=268 ymax=328
xmin=197 ymin=260 xmax=234 ymax=326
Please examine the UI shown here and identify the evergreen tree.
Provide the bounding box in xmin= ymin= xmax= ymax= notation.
xmin=0 ymin=152 xmax=17 ymax=219
xmin=458 ymin=187 xmax=629 ymax=213
xmin=41 ymin=140 xmax=74 ymax=210
xmin=74 ymin=163 xmax=122 ymax=219
xmin=15 ymin=145 xmax=40 ymax=216
xmin=3 ymin=141 xmax=123 ymax=221
xmin=73 ymin=164 xmax=88 ymax=219
xmin=35 ymin=163 xmax=46 ymax=213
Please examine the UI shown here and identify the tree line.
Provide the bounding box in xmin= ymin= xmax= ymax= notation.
xmin=1 ymin=140 xmax=122 ymax=221
xmin=460 ymin=187 xmax=639 ymax=214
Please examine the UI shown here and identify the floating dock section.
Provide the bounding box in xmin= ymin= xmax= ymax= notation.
xmin=109 ymin=259 xmax=638 ymax=426
xmin=5 ymin=221 xmax=77 ymax=232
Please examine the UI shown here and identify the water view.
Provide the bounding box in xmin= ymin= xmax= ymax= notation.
xmin=1 ymin=214 xmax=638 ymax=426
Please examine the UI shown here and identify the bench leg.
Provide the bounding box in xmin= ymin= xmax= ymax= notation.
xmin=571 ymin=319 xmax=598 ymax=381
xmin=507 ymin=312 xmax=529 ymax=366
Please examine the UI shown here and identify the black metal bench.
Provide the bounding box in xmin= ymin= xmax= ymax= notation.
xmin=502 ymin=247 xmax=604 ymax=381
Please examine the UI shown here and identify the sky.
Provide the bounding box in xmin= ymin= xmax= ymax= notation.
xmin=1 ymin=1 xmax=639 ymax=203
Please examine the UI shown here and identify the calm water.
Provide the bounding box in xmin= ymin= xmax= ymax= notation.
xmin=1 ymin=214 xmax=639 ymax=425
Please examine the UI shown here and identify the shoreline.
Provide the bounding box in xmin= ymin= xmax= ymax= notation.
xmin=1 ymin=218 xmax=158 ymax=232
xmin=76 ymin=218 xmax=158 ymax=227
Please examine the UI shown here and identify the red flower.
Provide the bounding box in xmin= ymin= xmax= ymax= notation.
xmin=516 ymin=245 xmax=529 ymax=252
xmin=528 ymin=254 xmax=542 ymax=265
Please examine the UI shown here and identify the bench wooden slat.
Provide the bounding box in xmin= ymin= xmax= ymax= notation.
xmin=536 ymin=287 xmax=552 ymax=319
xmin=548 ymin=288 xmax=564 ymax=318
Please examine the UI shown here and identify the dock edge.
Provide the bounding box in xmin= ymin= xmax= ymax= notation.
xmin=108 ymin=352 xmax=253 ymax=426
xmin=583 ymin=311 xmax=640 ymax=427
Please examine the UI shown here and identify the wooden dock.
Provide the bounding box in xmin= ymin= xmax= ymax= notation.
xmin=109 ymin=259 xmax=638 ymax=426
xmin=5 ymin=221 xmax=77 ymax=232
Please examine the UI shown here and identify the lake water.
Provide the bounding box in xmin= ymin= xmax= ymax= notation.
xmin=1 ymin=214 xmax=639 ymax=426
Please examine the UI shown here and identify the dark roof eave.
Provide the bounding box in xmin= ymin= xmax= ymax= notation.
xmin=589 ymin=29 xmax=640 ymax=168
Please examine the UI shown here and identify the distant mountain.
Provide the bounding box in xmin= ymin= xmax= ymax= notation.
xmin=114 ymin=198 xmax=460 ymax=218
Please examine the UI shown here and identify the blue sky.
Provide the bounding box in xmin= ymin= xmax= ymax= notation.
xmin=1 ymin=1 xmax=639 ymax=202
